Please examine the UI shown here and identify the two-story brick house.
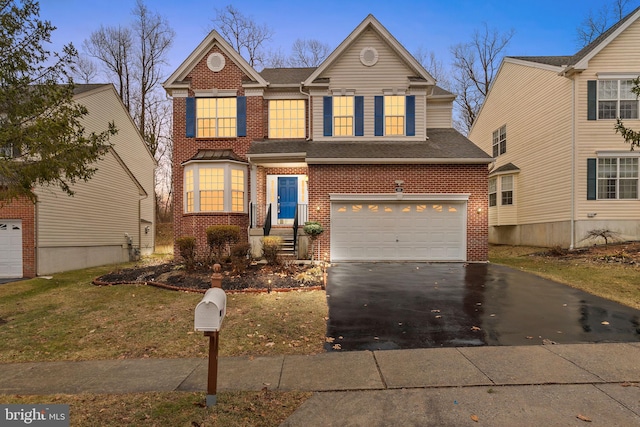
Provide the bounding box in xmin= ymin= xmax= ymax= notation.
xmin=164 ymin=15 xmax=491 ymax=262
xmin=469 ymin=7 xmax=640 ymax=248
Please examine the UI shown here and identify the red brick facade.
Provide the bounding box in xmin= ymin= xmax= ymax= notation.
xmin=168 ymin=32 xmax=490 ymax=262
xmin=307 ymin=164 xmax=488 ymax=262
xmin=0 ymin=197 xmax=36 ymax=277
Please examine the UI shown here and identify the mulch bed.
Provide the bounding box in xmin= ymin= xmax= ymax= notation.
xmin=93 ymin=261 xmax=325 ymax=293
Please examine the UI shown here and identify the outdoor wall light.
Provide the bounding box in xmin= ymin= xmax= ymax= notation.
xmin=477 ymin=208 xmax=483 ymax=214
xmin=316 ymin=206 xmax=321 ymax=212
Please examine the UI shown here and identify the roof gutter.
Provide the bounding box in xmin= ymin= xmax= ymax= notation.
xmin=307 ymin=158 xmax=494 ymax=165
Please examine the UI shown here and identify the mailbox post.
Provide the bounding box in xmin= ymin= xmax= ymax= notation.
xmin=194 ymin=283 xmax=226 ymax=407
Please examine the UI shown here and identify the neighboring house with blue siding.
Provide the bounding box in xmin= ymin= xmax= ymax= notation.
xmin=469 ymin=7 xmax=640 ymax=248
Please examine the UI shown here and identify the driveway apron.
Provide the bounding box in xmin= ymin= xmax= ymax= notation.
xmin=325 ymin=263 xmax=640 ymax=351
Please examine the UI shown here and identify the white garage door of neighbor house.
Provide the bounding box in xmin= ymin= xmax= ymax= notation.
xmin=0 ymin=220 xmax=23 ymax=278
xmin=331 ymin=201 xmax=467 ymax=261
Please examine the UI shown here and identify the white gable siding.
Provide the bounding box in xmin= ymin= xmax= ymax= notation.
xmin=74 ymin=87 xmax=156 ymax=254
xmin=573 ymin=18 xmax=640 ymax=223
xmin=312 ymin=29 xmax=426 ymax=140
xmin=469 ymin=61 xmax=573 ymax=226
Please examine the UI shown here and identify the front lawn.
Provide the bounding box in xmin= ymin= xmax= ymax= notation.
xmin=489 ymin=243 xmax=640 ymax=310
xmin=0 ymin=262 xmax=327 ymax=364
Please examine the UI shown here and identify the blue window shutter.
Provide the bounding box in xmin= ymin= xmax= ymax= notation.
xmin=237 ymin=96 xmax=247 ymax=137
xmin=587 ymin=158 xmax=597 ymax=200
xmin=323 ymin=96 xmax=332 ymax=136
xmin=406 ymin=95 xmax=415 ymax=136
xmin=354 ymin=96 xmax=364 ymax=136
xmin=185 ymin=97 xmax=195 ymax=138
xmin=374 ymin=96 xmax=384 ymax=136
xmin=587 ymin=81 xmax=597 ymax=120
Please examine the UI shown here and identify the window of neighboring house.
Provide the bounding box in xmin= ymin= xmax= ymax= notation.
xmin=492 ymin=125 xmax=506 ymax=157
xmin=489 ymin=178 xmax=497 ymax=207
xmin=597 ymin=157 xmax=638 ymax=199
xmin=384 ymin=95 xmax=405 ymax=135
xmin=501 ymin=175 xmax=513 ymax=205
xmin=598 ymin=80 xmax=639 ymax=120
xmin=185 ymin=169 xmax=194 ymax=213
xmin=333 ymin=96 xmax=354 ymax=136
xmin=196 ymin=97 xmax=237 ymax=138
xmin=269 ymin=100 xmax=305 ymax=138
xmin=183 ymin=163 xmax=247 ymax=213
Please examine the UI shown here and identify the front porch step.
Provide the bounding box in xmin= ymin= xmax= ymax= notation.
xmin=266 ymin=228 xmax=297 ymax=257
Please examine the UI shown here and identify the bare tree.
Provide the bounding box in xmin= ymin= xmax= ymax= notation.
xmin=264 ymin=47 xmax=288 ymax=68
xmin=131 ymin=0 xmax=174 ymax=148
xmin=288 ymin=39 xmax=330 ymax=67
xmin=212 ymin=5 xmax=273 ymax=68
xmin=70 ymin=54 xmax=98 ymax=83
xmin=576 ymin=0 xmax=633 ymax=47
xmin=413 ymin=46 xmax=451 ymax=90
xmin=450 ymin=24 xmax=514 ymax=134
xmin=84 ymin=25 xmax=134 ymax=112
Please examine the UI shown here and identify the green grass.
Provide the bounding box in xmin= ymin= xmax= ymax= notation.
xmin=0 ymin=260 xmax=327 ymax=363
xmin=489 ymin=244 xmax=640 ymax=310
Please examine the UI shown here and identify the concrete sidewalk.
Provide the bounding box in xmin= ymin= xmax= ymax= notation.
xmin=1 ymin=343 xmax=640 ymax=425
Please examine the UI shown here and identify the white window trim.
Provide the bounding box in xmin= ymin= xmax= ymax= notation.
xmin=597 ymin=79 xmax=640 ymax=120
xmin=596 ymin=156 xmax=639 ymax=200
xmin=183 ymin=162 xmax=247 ymax=213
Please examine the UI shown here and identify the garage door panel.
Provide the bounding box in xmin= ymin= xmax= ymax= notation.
xmin=0 ymin=220 xmax=23 ymax=278
xmin=331 ymin=200 xmax=466 ymax=261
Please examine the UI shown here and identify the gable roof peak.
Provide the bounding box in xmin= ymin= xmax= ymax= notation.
xmin=303 ymin=14 xmax=436 ymax=86
xmin=163 ymin=29 xmax=267 ymax=93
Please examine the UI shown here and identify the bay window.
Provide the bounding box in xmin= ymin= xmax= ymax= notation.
xmin=183 ymin=162 xmax=247 ymax=213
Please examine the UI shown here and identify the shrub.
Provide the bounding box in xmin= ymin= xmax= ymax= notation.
xmin=583 ymin=229 xmax=621 ymax=245
xmin=262 ymin=236 xmax=283 ymax=265
xmin=230 ymin=242 xmax=251 ymax=274
xmin=206 ymin=225 xmax=241 ymax=261
xmin=176 ymin=236 xmax=197 ymax=270
xmin=303 ymin=221 xmax=324 ymax=261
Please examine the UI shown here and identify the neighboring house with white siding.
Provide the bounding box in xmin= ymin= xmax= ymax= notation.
xmin=469 ymin=7 xmax=640 ymax=248
xmin=164 ymin=15 xmax=492 ymax=263
xmin=0 ymin=84 xmax=156 ymax=278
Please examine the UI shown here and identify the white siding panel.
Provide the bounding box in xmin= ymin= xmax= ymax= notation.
xmin=312 ymin=29 xmax=427 ymax=140
xmin=573 ymin=18 xmax=640 ymax=222
xmin=469 ymin=62 xmax=573 ymax=226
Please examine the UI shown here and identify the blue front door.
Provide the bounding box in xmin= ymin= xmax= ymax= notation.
xmin=278 ymin=177 xmax=298 ymax=220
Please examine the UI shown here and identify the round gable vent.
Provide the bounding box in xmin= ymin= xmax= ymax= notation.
xmin=360 ymin=47 xmax=379 ymax=67
xmin=207 ymin=53 xmax=225 ymax=72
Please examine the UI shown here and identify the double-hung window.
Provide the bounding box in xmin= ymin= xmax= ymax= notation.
xmin=597 ymin=157 xmax=638 ymax=199
xmin=196 ymin=98 xmax=237 ymax=138
xmin=183 ymin=163 xmax=247 ymax=213
xmin=501 ymin=175 xmax=513 ymax=205
xmin=333 ymin=96 xmax=354 ymax=136
xmin=489 ymin=178 xmax=497 ymax=207
xmin=598 ymin=80 xmax=639 ymax=120
xmin=384 ymin=96 xmax=405 ymax=136
xmin=492 ymin=125 xmax=506 ymax=157
xmin=269 ymin=100 xmax=305 ymax=138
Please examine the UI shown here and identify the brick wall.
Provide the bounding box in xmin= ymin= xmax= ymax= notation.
xmin=0 ymin=197 xmax=36 ymax=277
xmin=172 ymin=47 xmax=262 ymax=257
xmin=307 ymin=164 xmax=489 ymax=262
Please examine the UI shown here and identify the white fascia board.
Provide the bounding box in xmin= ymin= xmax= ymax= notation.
xmin=307 ymin=158 xmax=493 ymax=165
xmin=247 ymin=153 xmax=307 ymax=163
xmin=329 ymin=193 xmax=470 ymax=201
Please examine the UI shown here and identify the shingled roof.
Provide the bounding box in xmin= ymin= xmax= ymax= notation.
xmin=508 ymin=6 xmax=640 ymax=69
xmin=248 ymin=128 xmax=492 ymax=164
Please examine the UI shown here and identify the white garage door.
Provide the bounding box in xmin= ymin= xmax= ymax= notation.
xmin=0 ymin=220 xmax=23 ymax=278
xmin=331 ymin=201 xmax=466 ymax=261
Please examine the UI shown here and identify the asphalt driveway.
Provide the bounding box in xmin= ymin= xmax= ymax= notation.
xmin=325 ymin=263 xmax=640 ymax=351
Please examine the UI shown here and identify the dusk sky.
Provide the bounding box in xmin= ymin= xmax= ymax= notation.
xmin=39 ymin=0 xmax=640 ymax=79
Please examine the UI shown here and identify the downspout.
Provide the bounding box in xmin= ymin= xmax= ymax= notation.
xmin=570 ymin=77 xmax=576 ymax=250
xmin=300 ymin=83 xmax=311 ymax=141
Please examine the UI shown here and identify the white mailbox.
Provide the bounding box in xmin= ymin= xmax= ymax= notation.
xmin=194 ymin=288 xmax=227 ymax=332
